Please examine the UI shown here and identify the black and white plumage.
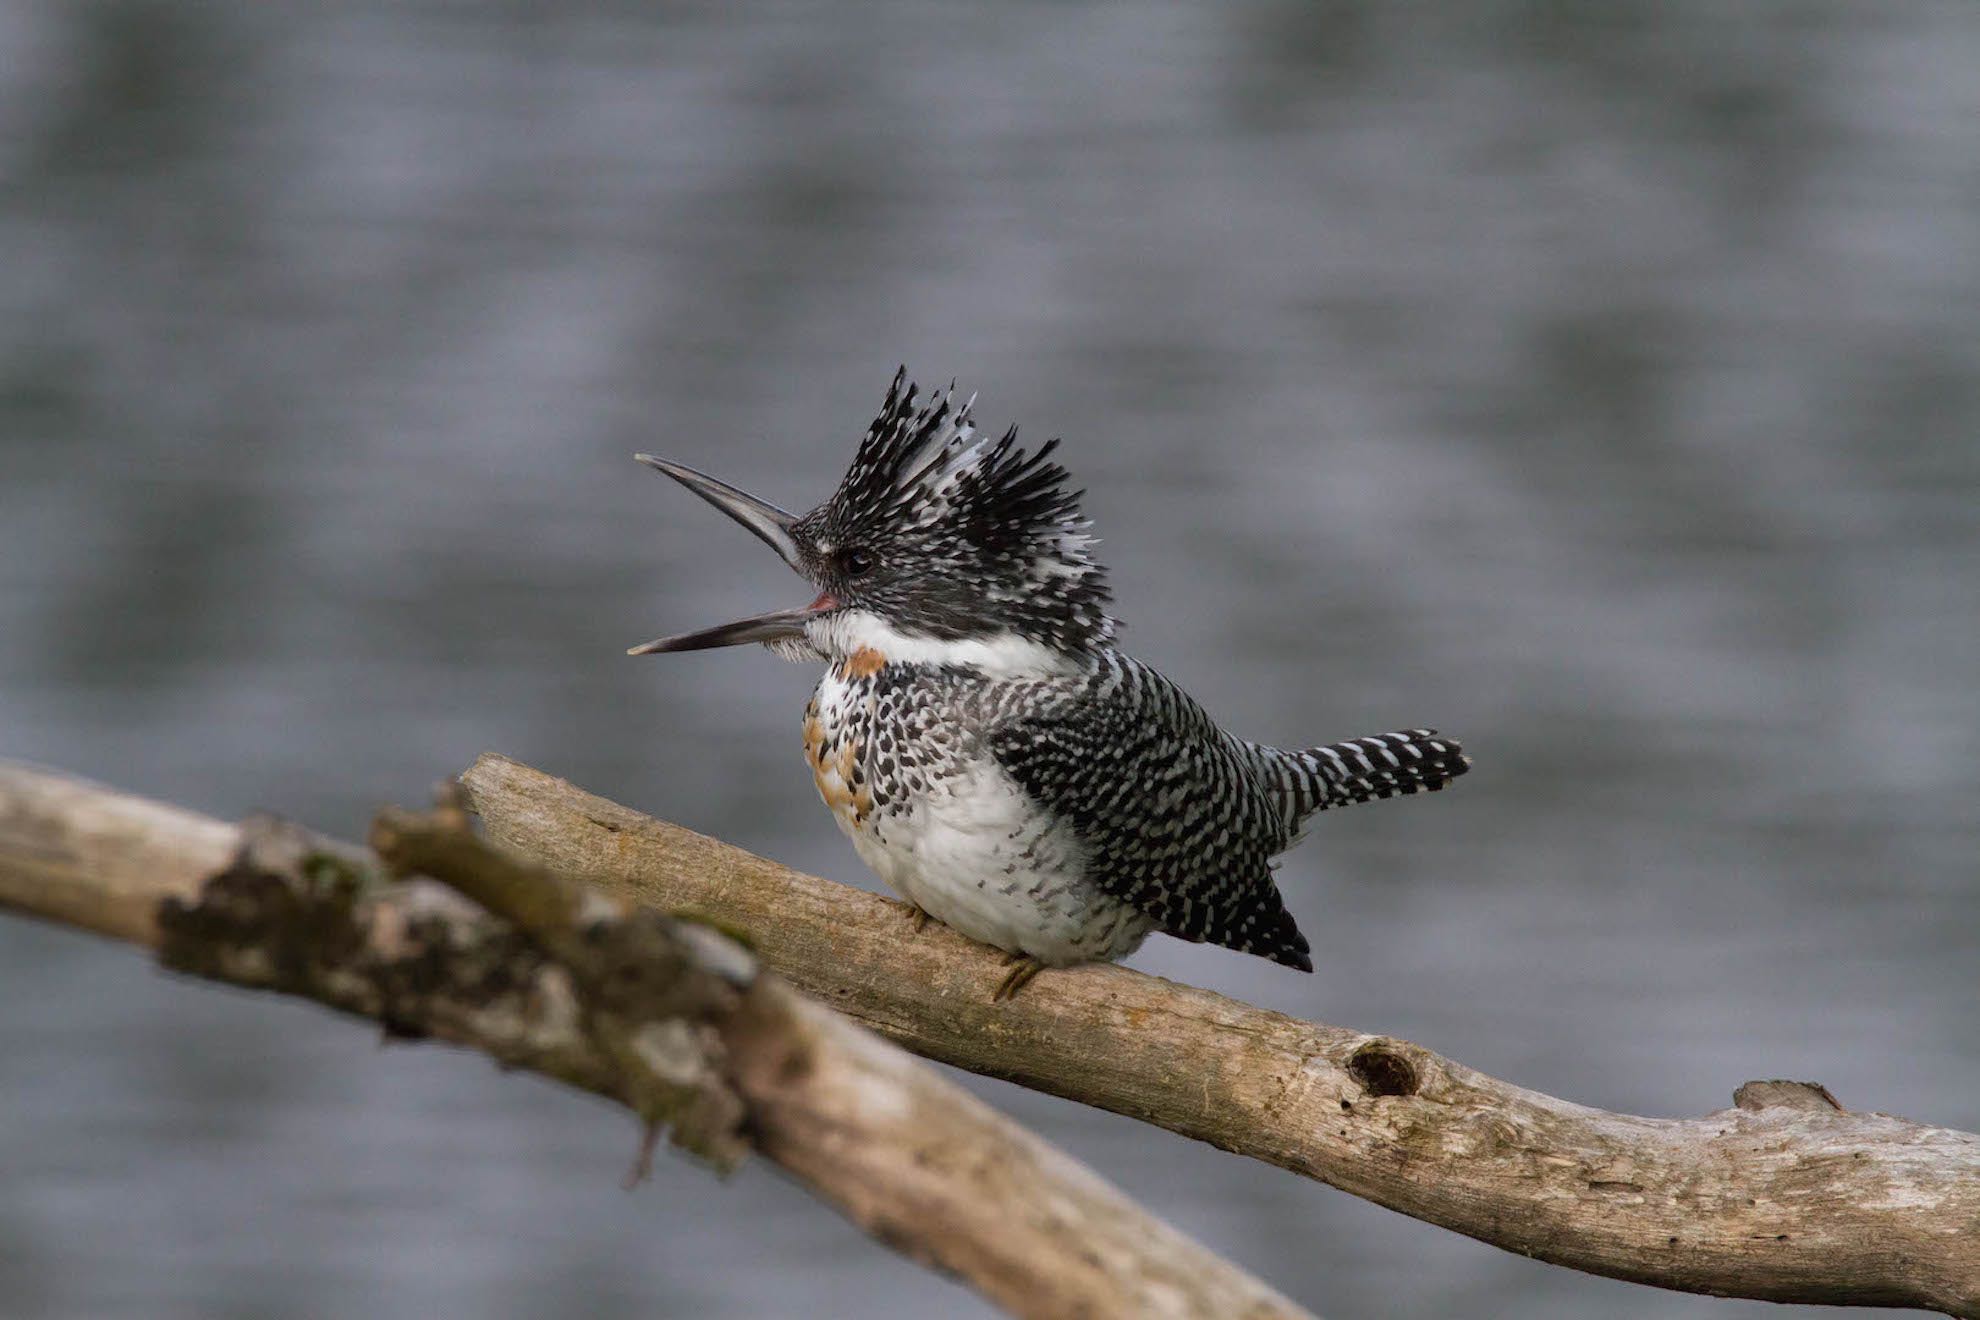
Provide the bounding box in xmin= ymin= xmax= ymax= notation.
xmin=630 ymin=370 xmax=1469 ymax=988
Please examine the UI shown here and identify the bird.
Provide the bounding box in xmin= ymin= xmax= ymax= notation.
xmin=629 ymin=368 xmax=1469 ymax=1000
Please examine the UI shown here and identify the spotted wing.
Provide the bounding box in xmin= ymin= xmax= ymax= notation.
xmin=986 ymin=661 xmax=1312 ymax=971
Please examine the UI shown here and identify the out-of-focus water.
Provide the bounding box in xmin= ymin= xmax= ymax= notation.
xmin=2 ymin=3 xmax=1976 ymax=1316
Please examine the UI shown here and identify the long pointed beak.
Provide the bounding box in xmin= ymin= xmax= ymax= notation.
xmin=626 ymin=598 xmax=833 ymax=655
xmin=631 ymin=454 xmax=828 ymax=656
xmin=635 ymin=454 xmax=803 ymax=571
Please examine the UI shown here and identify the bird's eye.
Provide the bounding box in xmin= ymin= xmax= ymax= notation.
xmin=841 ymin=547 xmax=876 ymax=578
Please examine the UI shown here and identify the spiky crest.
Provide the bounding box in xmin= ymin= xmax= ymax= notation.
xmin=796 ymin=368 xmax=1115 ymax=654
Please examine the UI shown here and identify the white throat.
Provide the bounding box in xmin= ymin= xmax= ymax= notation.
xmin=808 ymin=609 xmax=1080 ymax=678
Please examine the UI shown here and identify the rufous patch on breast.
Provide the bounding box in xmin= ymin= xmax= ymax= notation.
xmin=803 ymin=703 xmax=872 ymax=828
xmin=840 ymin=646 xmax=886 ymax=680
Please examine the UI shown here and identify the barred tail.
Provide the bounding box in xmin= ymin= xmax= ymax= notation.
xmin=1266 ymin=728 xmax=1470 ymax=828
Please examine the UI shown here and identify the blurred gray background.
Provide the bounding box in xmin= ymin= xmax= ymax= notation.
xmin=2 ymin=2 xmax=1976 ymax=1317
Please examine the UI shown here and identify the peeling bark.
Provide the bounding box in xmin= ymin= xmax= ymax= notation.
xmin=0 ymin=761 xmax=1313 ymax=1320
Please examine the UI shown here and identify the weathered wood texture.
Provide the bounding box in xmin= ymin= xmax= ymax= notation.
xmin=0 ymin=764 xmax=235 ymax=943
xmin=0 ymin=762 xmax=1312 ymax=1320
xmin=461 ymin=752 xmax=1980 ymax=1318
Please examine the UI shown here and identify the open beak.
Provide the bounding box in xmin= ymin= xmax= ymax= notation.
xmin=628 ymin=454 xmax=828 ymax=655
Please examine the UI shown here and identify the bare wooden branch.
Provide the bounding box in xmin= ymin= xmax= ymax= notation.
xmin=0 ymin=763 xmax=236 ymax=943
xmin=460 ymin=752 xmax=1980 ymax=1319
xmin=0 ymin=761 xmax=1313 ymax=1320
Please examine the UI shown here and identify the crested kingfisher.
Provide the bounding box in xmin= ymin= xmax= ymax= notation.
xmin=630 ymin=369 xmax=1469 ymax=999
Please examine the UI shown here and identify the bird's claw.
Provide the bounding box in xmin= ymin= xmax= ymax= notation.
xmin=992 ymin=955 xmax=1045 ymax=1003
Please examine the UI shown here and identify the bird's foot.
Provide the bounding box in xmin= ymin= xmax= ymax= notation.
xmin=908 ymin=905 xmax=931 ymax=934
xmin=992 ymin=953 xmax=1046 ymax=1003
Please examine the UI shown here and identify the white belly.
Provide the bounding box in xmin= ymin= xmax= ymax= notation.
xmin=853 ymin=756 xmax=1152 ymax=965
xmin=804 ymin=668 xmax=1153 ymax=966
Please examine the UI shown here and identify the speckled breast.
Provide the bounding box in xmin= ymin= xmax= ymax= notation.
xmin=801 ymin=646 xmax=888 ymax=836
xmin=793 ymin=648 xmax=1157 ymax=966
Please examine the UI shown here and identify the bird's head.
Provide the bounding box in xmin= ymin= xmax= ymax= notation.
xmin=629 ymin=369 xmax=1115 ymax=676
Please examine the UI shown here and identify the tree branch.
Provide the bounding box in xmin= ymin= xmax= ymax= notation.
xmin=458 ymin=752 xmax=1980 ymax=1318
xmin=0 ymin=762 xmax=1313 ymax=1320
